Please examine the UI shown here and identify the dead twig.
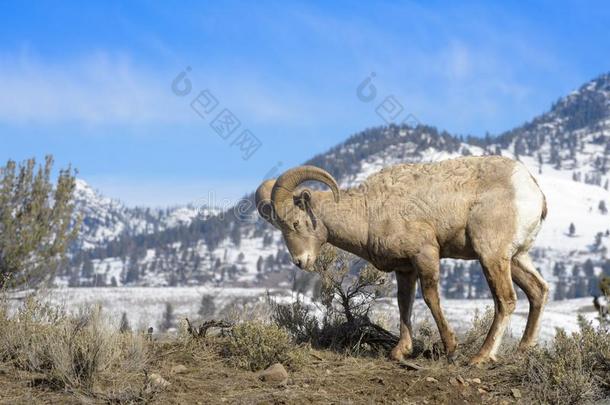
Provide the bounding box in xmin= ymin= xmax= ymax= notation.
xmin=185 ymin=319 xmax=233 ymax=338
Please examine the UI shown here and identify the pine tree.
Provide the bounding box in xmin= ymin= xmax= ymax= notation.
xmin=594 ymin=232 xmax=604 ymax=251
xmin=584 ymin=259 xmax=595 ymax=278
xmin=0 ymin=156 xmax=79 ymax=289
xmin=81 ymin=258 xmax=95 ymax=281
xmin=571 ymin=264 xmax=580 ymax=278
xmin=119 ymin=312 xmax=131 ymax=333
xmin=554 ymin=278 xmax=567 ymax=300
xmin=554 ymin=262 xmax=567 ymax=278
xmin=569 ymin=222 xmax=576 ymax=237
xmin=263 ymin=232 xmax=273 ymax=247
xmin=603 ymin=260 xmax=610 ymax=277
xmin=123 ymin=254 xmax=140 ymax=285
xmin=68 ymin=268 xmax=80 ymax=287
xmin=93 ymin=273 xmax=106 ymax=287
xmin=198 ymin=294 xmax=216 ymax=320
xmin=468 ymin=261 xmax=486 ymax=298
xmin=230 ymin=223 xmax=242 ymax=247
xmin=574 ymin=277 xmax=589 ymax=298
xmin=159 ymin=302 xmax=176 ymax=332
xmin=256 ymin=256 xmax=263 ymax=273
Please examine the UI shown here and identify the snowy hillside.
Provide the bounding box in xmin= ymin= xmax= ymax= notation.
xmin=72 ymin=179 xmax=209 ymax=250
xmin=60 ymin=72 xmax=610 ymax=301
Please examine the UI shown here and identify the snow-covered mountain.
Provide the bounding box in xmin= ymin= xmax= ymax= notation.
xmin=72 ymin=179 xmax=209 ymax=250
xmin=60 ymin=72 xmax=610 ymax=299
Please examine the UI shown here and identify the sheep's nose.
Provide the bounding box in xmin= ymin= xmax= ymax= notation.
xmin=294 ymin=258 xmax=303 ymax=268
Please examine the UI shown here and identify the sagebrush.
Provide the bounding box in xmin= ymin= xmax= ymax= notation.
xmin=523 ymin=315 xmax=610 ymax=404
xmin=0 ymin=295 xmax=150 ymax=395
xmin=221 ymin=321 xmax=305 ymax=371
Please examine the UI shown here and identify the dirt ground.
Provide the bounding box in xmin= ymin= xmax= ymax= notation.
xmin=0 ymin=343 xmax=531 ymax=404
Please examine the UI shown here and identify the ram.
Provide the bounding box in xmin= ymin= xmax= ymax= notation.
xmin=255 ymin=155 xmax=548 ymax=364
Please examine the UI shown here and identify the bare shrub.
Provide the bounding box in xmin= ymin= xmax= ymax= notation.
xmin=222 ymin=321 xmax=304 ymax=371
xmin=270 ymin=298 xmax=320 ymax=345
xmin=315 ymin=246 xmax=391 ymax=321
xmin=523 ymin=316 xmax=610 ymax=404
xmin=270 ymin=245 xmax=398 ymax=356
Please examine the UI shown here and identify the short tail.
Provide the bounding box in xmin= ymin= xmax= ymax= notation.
xmin=528 ymin=172 xmax=547 ymax=221
xmin=541 ymin=192 xmax=548 ymax=221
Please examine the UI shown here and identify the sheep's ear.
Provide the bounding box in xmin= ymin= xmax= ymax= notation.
xmin=294 ymin=189 xmax=312 ymax=211
xmin=294 ymin=190 xmax=317 ymax=229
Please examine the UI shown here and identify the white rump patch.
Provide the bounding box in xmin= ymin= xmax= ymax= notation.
xmin=511 ymin=163 xmax=544 ymax=253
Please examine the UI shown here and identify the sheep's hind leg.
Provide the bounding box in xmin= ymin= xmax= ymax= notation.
xmin=390 ymin=268 xmax=418 ymax=361
xmin=470 ymin=255 xmax=516 ymax=365
xmin=511 ymin=252 xmax=549 ymax=351
xmin=412 ymin=245 xmax=458 ymax=363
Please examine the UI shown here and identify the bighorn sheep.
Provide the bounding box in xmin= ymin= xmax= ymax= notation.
xmin=256 ymin=156 xmax=548 ymax=364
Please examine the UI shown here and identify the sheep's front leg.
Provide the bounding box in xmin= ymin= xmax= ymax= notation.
xmin=412 ymin=245 xmax=458 ymax=362
xmin=390 ymin=269 xmax=418 ymax=361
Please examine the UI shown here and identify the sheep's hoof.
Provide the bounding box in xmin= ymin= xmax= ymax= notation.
xmin=516 ymin=342 xmax=536 ymax=353
xmin=468 ymin=354 xmax=496 ymax=367
xmin=389 ymin=347 xmax=403 ymax=362
xmin=390 ymin=344 xmax=412 ymax=362
xmin=446 ymin=353 xmax=456 ymax=364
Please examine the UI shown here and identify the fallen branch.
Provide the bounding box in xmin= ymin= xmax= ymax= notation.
xmin=185 ymin=319 xmax=234 ymax=338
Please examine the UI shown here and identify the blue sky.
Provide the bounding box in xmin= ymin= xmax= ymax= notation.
xmin=1 ymin=1 xmax=610 ymax=206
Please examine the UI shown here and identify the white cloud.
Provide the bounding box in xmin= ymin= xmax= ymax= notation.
xmin=0 ymin=51 xmax=334 ymax=129
xmin=0 ymin=51 xmax=194 ymax=125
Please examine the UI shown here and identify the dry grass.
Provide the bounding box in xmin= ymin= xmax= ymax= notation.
xmin=523 ymin=316 xmax=610 ymax=404
xmin=0 ymin=294 xmax=152 ymax=401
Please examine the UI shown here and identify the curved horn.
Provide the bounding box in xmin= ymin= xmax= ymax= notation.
xmin=271 ymin=165 xmax=340 ymax=221
xmin=255 ymin=179 xmax=277 ymax=226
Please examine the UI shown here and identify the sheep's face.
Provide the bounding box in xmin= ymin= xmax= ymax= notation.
xmin=256 ymin=167 xmax=340 ymax=271
xmin=277 ymin=189 xmax=327 ymax=271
